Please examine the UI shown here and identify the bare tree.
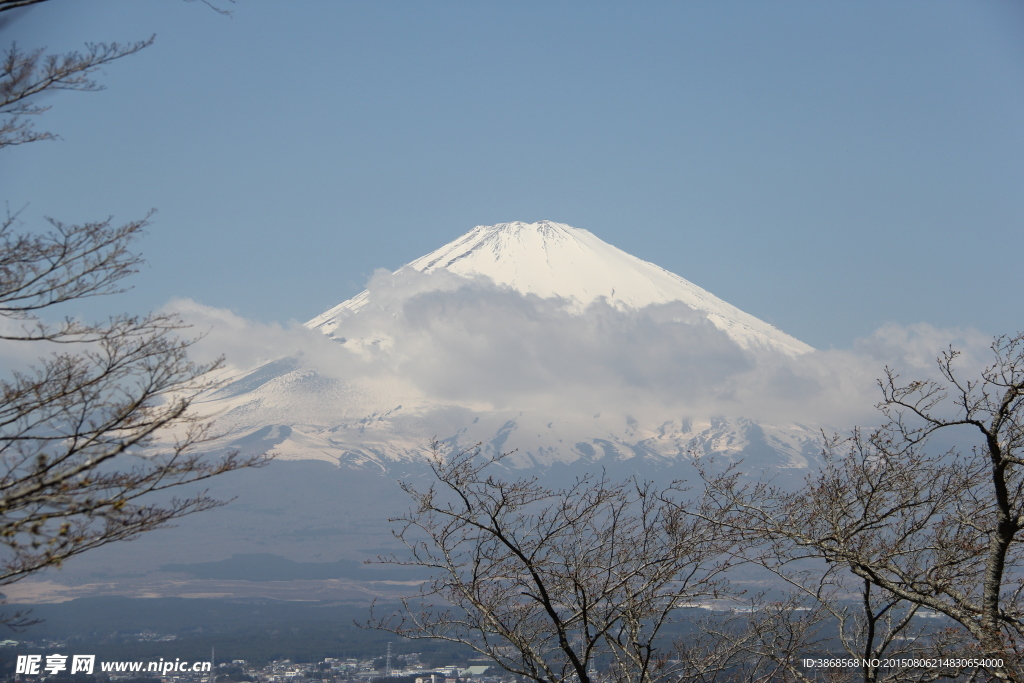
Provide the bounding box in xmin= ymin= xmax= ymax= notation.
xmin=0 ymin=0 xmax=265 ymax=611
xmin=700 ymin=334 xmax=1024 ymax=682
xmin=666 ymin=593 xmax=833 ymax=683
xmin=740 ymin=553 xmax=968 ymax=682
xmin=368 ymin=444 xmax=815 ymax=683
xmin=0 ymin=209 xmax=266 ymax=592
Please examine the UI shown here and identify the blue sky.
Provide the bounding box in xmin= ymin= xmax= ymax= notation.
xmin=2 ymin=0 xmax=1022 ymax=350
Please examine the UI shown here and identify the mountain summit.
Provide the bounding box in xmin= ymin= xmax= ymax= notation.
xmin=196 ymin=221 xmax=822 ymax=471
xmin=309 ymin=221 xmax=812 ymax=356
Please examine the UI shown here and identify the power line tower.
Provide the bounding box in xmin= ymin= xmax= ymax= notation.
xmin=385 ymin=642 xmax=392 ymax=677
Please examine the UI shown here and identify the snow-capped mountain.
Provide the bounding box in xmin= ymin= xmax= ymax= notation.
xmin=196 ymin=221 xmax=823 ymax=472
xmin=309 ymin=221 xmax=812 ymax=357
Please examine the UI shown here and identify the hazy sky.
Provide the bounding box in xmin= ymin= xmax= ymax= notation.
xmin=2 ymin=1 xmax=1022 ymax=350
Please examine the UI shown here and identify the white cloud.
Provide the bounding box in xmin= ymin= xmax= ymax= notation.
xmin=165 ymin=272 xmax=999 ymax=432
xmin=158 ymin=297 xmax=339 ymax=371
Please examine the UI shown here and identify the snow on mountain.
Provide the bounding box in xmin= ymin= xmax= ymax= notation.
xmin=195 ymin=221 xmax=822 ymax=472
xmin=309 ymin=221 xmax=813 ymax=357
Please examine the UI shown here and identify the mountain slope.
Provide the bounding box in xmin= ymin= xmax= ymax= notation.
xmin=195 ymin=221 xmax=821 ymax=471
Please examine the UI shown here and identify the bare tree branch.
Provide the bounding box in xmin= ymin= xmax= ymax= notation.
xmin=698 ymin=333 xmax=1024 ymax=681
xmin=0 ymin=212 xmax=269 ymax=626
xmin=0 ymin=1 xmax=265 ymax=624
xmin=0 ymin=1 xmax=51 ymax=13
xmin=0 ymin=0 xmax=235 ymax=14
xmin=0 ymin=38 xmax=154 ymax=149
xmin=368 ymin=444 xmax=813 ymax=683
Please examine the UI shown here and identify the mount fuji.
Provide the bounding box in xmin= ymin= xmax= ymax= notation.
xmin=309 ymin=222 xmax=812 ymax=357
xmin=196 ymin=221 xmax=824 ymax=473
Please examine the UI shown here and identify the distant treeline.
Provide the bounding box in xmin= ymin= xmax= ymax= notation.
xmin=159 ymin=554 xmax=428 ymax=583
